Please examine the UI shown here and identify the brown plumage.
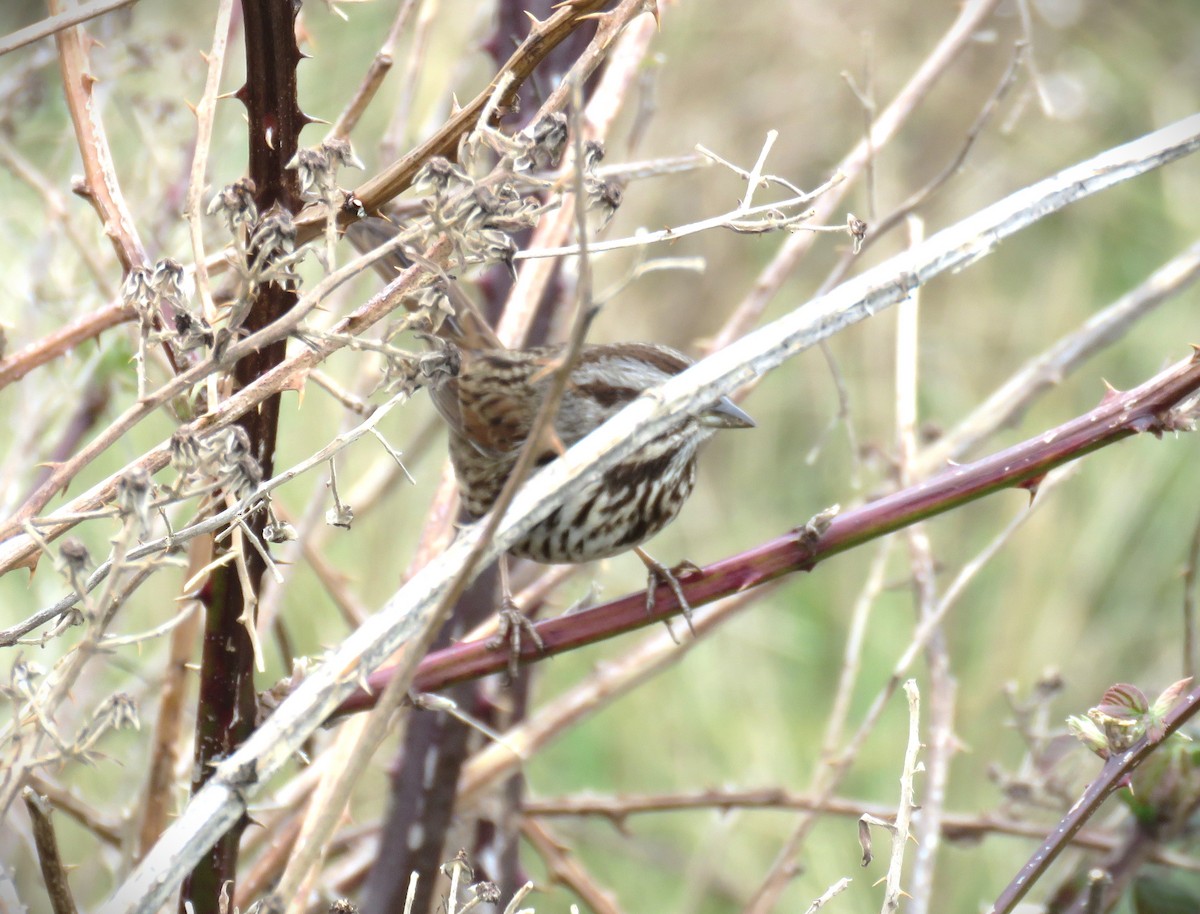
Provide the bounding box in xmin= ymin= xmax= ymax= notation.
xmin=428 ymin=342 xmax=754 ymax=563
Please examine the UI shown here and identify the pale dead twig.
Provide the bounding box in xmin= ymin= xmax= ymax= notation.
xmin=183 ymin=0 xmax=235 ymax=332
xmin=821 ymin=540 xmax=893 ymax=755
xmin=0 ymin=559 xmax=157 ymax=816
xmin=515 ymin=173 xmax=845 ymax=262
xmin=329 ymin=0 xmax=420 ymax=141
xmin=498 ymin=3 xmax=660 ymax=347
xmin=48 ymin=0 xmax=146 ymax=272
xmin=1183 ymin=509 xmax=1200 ymax=682
xmin=22 ymin=787 xmax=80 ymax=914
xmin=883 ymin=681 xmax=922 ymax=912
xmin=378 ymin=0 xmax=438 ymax=161
xmin=708 ymin=0 xmax=1006 ymax=353
xmin=0 ymin=0 xmax=139 ymax=57
xmin=894 ymin=217 xmax=955 ymax=914
xmin=135 ymin=537 xmax=209 ymax=859
xmin=819 ymin=41 xmax=1028 ymax=296
xmin=518 ymin=787 xmax=1188 ymax=873
xmin=805 ymin=878 xmax=853 ymax=914
xmin=521 ymin=817 xmax=622 ymax=914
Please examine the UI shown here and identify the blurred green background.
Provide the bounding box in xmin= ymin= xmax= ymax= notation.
xmin=1 ymin=0 xmax=1199 ymax=911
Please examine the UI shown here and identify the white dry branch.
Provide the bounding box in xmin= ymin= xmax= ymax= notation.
xmin=99 ymin=113 xmax=1200 ymax=914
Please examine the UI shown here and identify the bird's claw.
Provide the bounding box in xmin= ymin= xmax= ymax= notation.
xmin=642 ymin=556 xmax=701 ymax=637
xmin=486 ymin=598 xmax=545 ymax=682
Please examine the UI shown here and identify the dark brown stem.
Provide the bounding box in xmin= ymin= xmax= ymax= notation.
xmin=334 ymin=348 xmax=1200 ymax=712
xmin=180 ymin=0 xmax=305 ymax=910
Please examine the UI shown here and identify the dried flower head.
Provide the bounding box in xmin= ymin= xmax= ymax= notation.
xmin=288 ymin=139 xmax=362 ymax=207
xmin=412 ymin=156 xmax=472 ymax=197
xmin=263 ymin=520 xmax=297 ymax=544
xmin=115 ymin=466 xmax=154 ymax=533
xmin=122 ymin=266 xmax=154 ymax=314
xmin=513 ymin=111 xmax=568 ymax=172
xmin=207 ymin=177 xmax=259 ymax=230
xmin=246 ymin=203 xmax=302 ymax=290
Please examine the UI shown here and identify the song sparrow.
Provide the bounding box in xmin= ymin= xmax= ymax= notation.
xmin=346 ymin=217 xmax=753 ymax=603
xmin=427 ymin=342 xmax=754 ymax=564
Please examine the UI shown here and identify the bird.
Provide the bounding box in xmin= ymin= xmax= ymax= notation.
xmin=345 ymin=217 xmax=753 ymax=665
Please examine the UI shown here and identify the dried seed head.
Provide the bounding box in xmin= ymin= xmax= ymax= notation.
xmin=263 ymin=520 xmax=297 ymax=543
xmin=170 ymin=428 xmax=202 ymax=474
xmin=59 ymin=538 xmax=91 ymax=576
xmin=115 ymin=466 xmax=154 ymax=531
xmin=246 ymin=203 xmax=301 ymax=289
xmin=412 ymin=156 xmax=472 ymax=196
xmin=9 ymin=660 xmax=45 ymax=699
xmin=122 ymin=266 xmax=154 ymax=314
xmin=847 ymin=213 xmax=868 ymax=253
xmin=288 ymin=146 xmax=327 ymax=198
xmin=97 ymin=692 xmax=140 ymax=732
xmin=151 ymin=258 xmax=190 ymax=300
xmin=223 ymin=453 xmax=264 ymax=500
xmin=172 ymin=310 xmax=214 ymax=352
xmin=517 ymin=111 xmax=568 ymax=171
xmin=471 ymin=882 xmax=501 ymax=904
xmin=325 ymin=503 xmax=354 ymax=529
xmin=586 ymin=177 xmax=624 ymax=228
xmin=582 ymin=139 xmax=606 ymax=171
xmin=321 ymin=137 xmax=362 ymax=170
xmin=288 ymin=138 xmax=364 ymax=204
xmin=249 ymin=204 xmax=296 ymax=260
xmin=207 ymin=177 xmax=258 ymax=229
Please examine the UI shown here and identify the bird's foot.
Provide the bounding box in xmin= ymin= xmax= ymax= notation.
xmin=486 ymin=596 xmax=545 ymax=682
xmin=636 ymin=547 xmax=702 ymax=639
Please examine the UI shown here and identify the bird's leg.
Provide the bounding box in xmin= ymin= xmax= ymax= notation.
xmin=486 ymin=555 xmax=545 ymax=681
xmin=634 ymin=546 xmax=702 ymax=637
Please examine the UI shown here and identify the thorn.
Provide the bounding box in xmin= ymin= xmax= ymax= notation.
xmin=1097 ymin=379 xmax=1123 ymax=406
xmin=1018 ymin=473 xmax=1044 ymax=503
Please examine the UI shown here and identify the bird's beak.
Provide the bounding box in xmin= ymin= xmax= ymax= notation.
xmin=701 ymin=396 xmax=755 ymax=429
